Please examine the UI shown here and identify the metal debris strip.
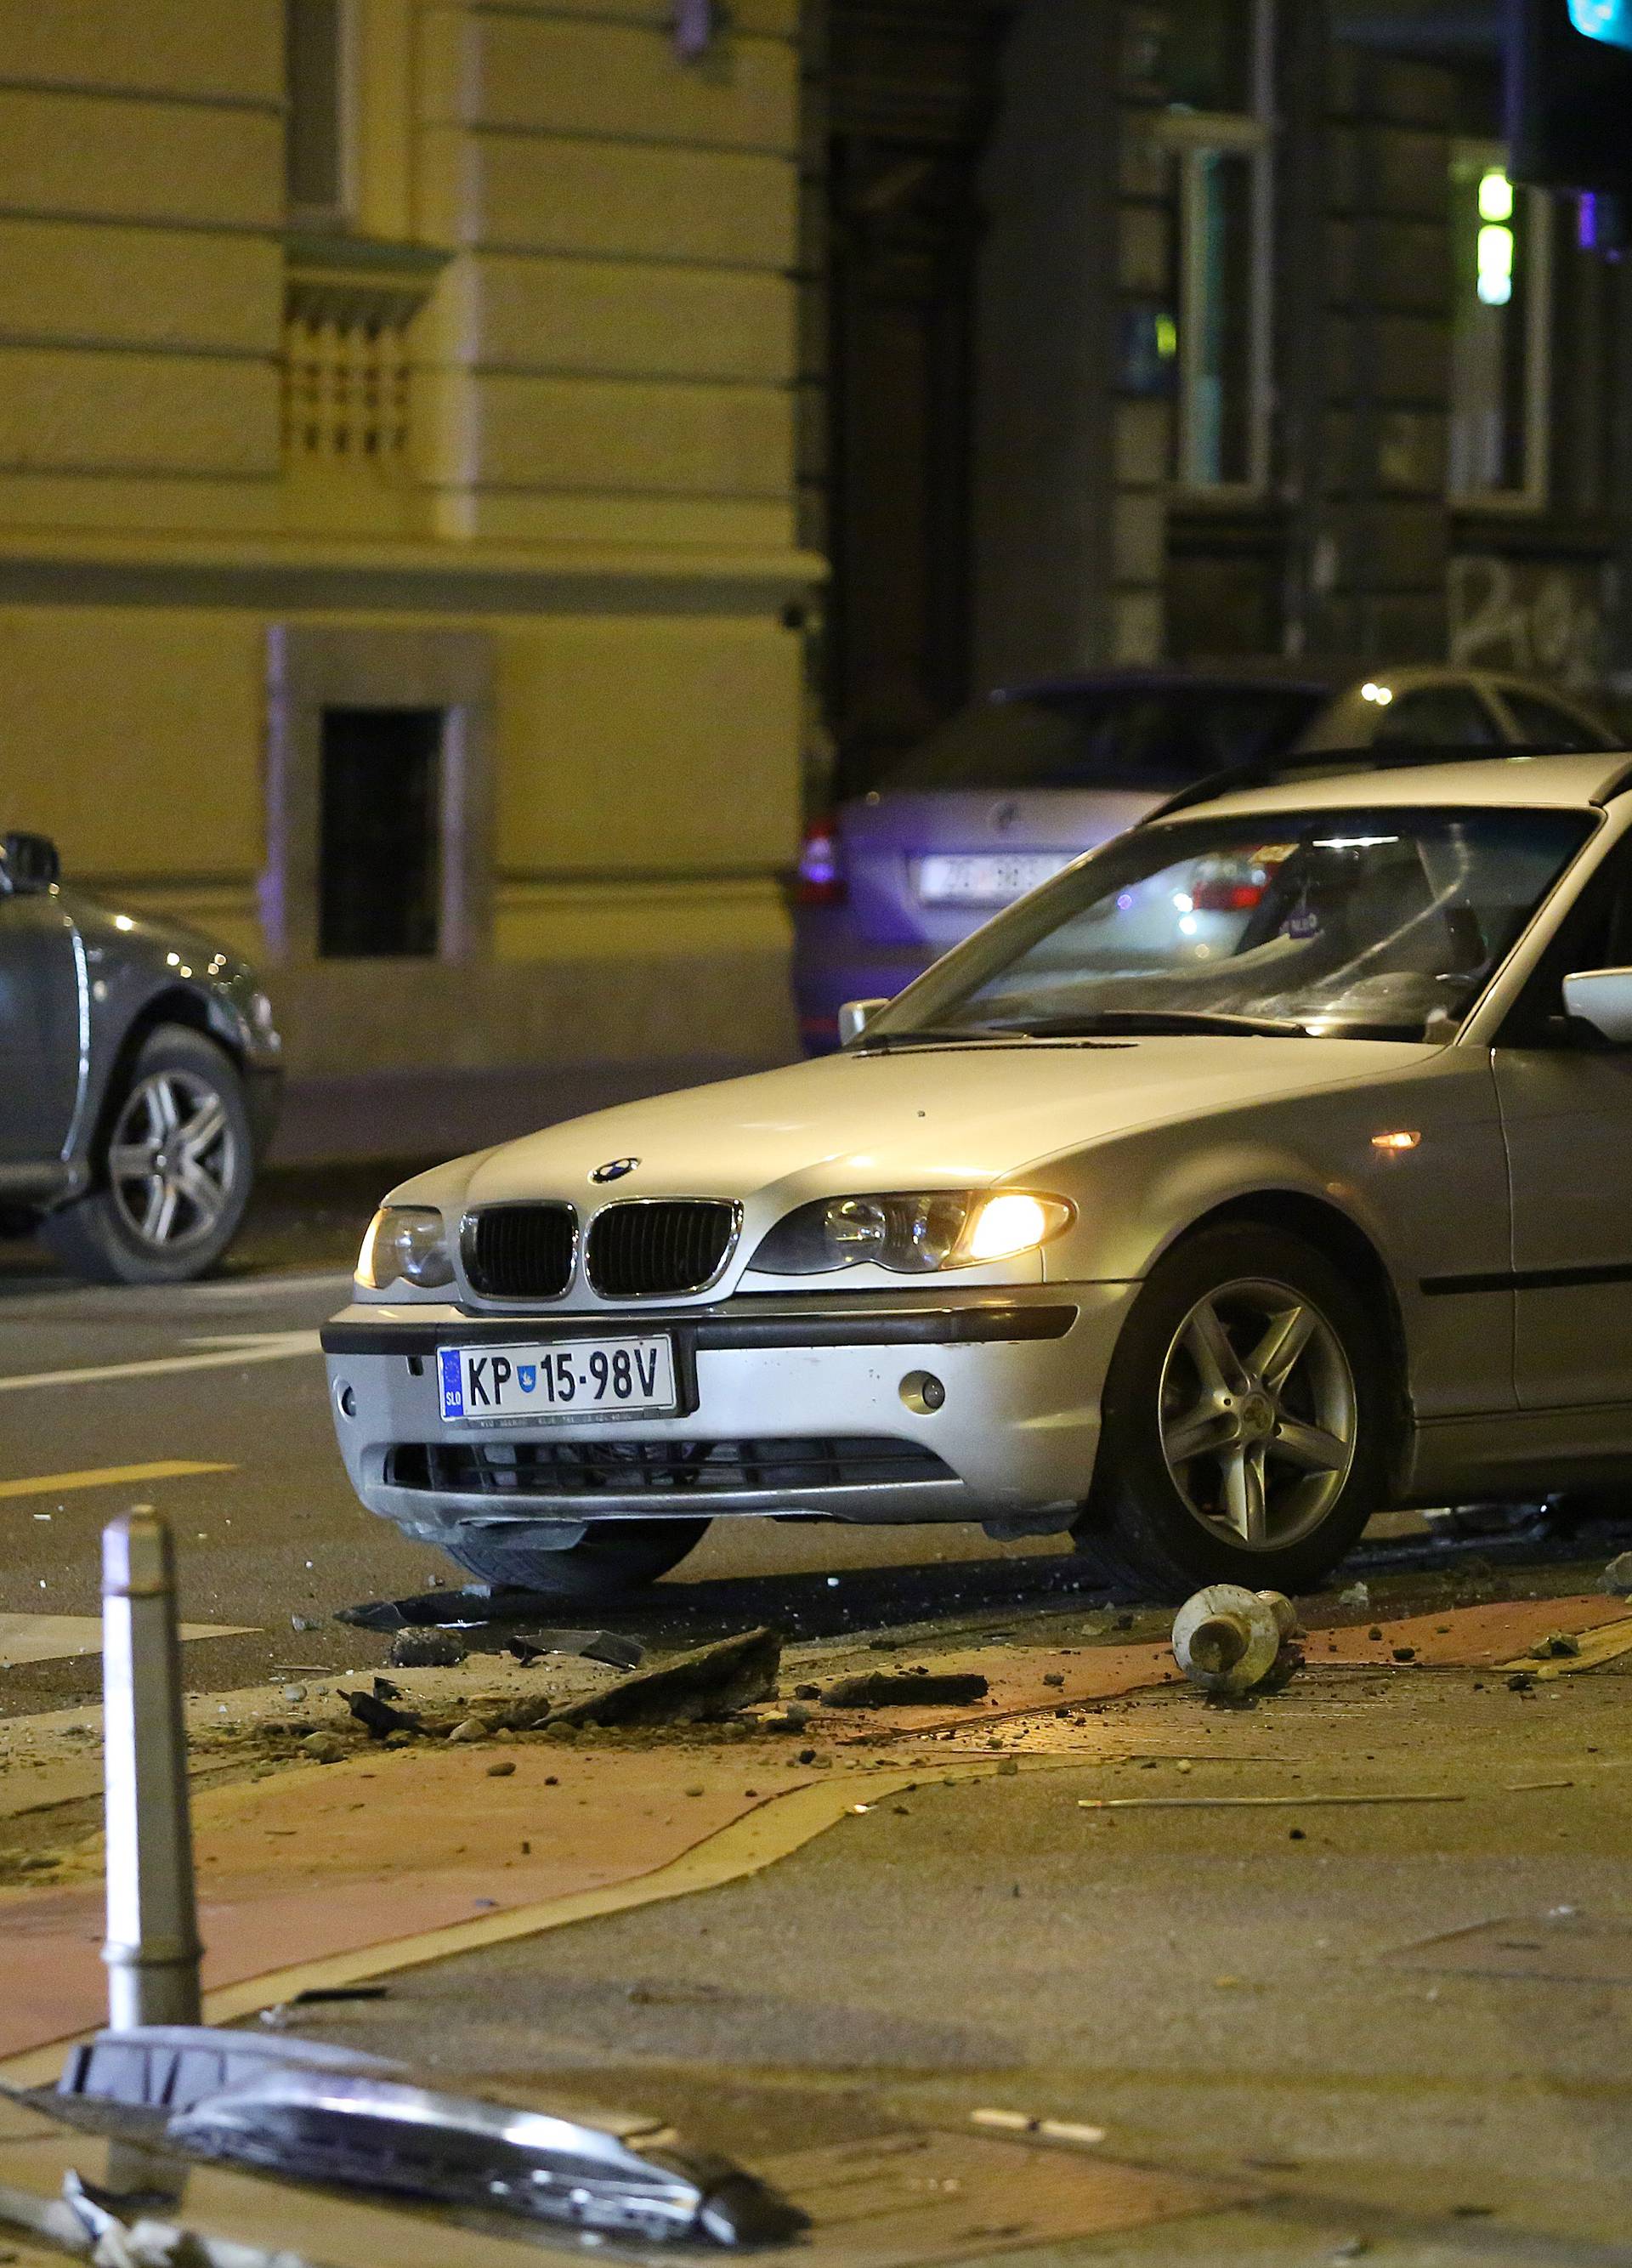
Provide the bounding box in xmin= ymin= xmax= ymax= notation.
xmin=1078 ymin=1792 xmax=1465 ymax=1811
xmin=338 ymin=1584 xmax=647 ymax=1668
xmin=167 ymin=2069 xmax=808 ymax=2247
xmin=510 ymin=1628 xmax=644 ymax=1671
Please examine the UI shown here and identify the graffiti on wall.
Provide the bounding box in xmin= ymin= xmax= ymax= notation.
xmin=1449 ymin=554 xmax=1609 ymax=691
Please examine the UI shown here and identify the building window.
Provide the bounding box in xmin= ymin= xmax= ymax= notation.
xmin=1159 ymin=2 xmax=1273 ymax=495
xmin=319 ymin=708 xmax=442 ymax=958
xmin=1448 ymin=146 xmax=1551 ymax=507
xmin=286 ymin=0 xmax=353 ymax=224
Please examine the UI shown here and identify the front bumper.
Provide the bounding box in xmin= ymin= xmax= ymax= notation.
xmin=321 ymin=1283 xmax=1137 ymax=1541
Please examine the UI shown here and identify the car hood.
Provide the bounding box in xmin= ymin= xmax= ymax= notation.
xmin=452 ymin=1036 xmax=1439 ymax=1208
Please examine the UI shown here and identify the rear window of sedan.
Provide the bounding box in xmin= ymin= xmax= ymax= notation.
xmin=881 ymin=684 xmax=1329 ymax=796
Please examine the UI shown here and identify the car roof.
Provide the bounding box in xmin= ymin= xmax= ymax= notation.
xmin=1153 ymin=748 xmax=1632 ymax=820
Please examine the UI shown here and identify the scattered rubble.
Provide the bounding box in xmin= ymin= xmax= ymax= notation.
xmin=1598 ymin=1551 xmax=1632 ymax=1595
xmin=547 ymin=1627 xmax=781 ymax=1728
xmin=388 ymin=1628 xmax=468 ymax=1670
xmin=1529 ymin=1630 xmax=1583 ymax=1660
xmin=345 ymin=1690 xmax=422 ymax=1741
xmin=1339 ymin=1582 xmax=1370 ymax=1610
xmin=819 ymin=1670 xmax=989 ymax=1709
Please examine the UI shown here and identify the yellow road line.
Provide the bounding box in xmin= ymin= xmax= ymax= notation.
xmin=0 ymin=1461 xmax=234 ymax=1502
xmin=0 ymin=1755 xmax=1074 ymax=2089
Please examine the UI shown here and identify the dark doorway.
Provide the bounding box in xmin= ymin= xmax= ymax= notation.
xmin=319 ymin=706 xmax=442 ymax=957
xmin=824 ymin=3 xmax=1014 ymax=797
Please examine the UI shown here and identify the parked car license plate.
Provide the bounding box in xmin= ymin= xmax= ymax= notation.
xmin=916 ymin=852 xmax=1072 ymax=905
xmin=438 ymin=1337 xmax=677 ymax=1422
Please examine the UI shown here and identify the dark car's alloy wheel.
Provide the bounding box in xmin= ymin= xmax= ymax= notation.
xmin=1077 ymin=1223 xmax=1391 ymax=1598
xmin=108 ymin=1063 xmax=239 ymax=1252
xmin=41 ymin=1024 xmax=255 ymax=1285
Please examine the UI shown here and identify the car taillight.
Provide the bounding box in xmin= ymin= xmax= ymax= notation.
xmin=796 ymin=814 xmax=847 ymax=906
xmin=1191 ymin=880 xmax=1265 ymax=914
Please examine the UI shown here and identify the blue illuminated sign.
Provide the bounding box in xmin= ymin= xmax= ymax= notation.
xmin=1571 ymin=0 xmax=1632 ymax=51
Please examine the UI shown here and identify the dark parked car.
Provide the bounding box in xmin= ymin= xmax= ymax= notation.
xmin=0 ymin=829 xmax=282 ymax=1283
xmin=793 ymin=664 xmax=1618 ymax=1049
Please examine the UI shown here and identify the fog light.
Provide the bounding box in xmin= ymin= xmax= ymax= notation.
xmin=900 ymin=1370 xmax=945 ymax=1415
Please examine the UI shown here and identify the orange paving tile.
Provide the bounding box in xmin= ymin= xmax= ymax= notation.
xmin=0 ymin=1744 xmax=814 ymax=2062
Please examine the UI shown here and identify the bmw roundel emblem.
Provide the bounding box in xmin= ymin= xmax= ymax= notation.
xmin=591 ymin=1157 xmax=640 ymax=1184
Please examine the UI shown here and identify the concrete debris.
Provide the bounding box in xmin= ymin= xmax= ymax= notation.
xmin=1043 ymin=1672 xmax=1065 ymax=1688
xmin=372 ymin=1675 xmax=404 ymax=1700
xmin=507 ymin=1628 xmax=645 ymax=1671
xmin=1171 ymin=1587 xmax=1302 ymax=1698
xmin=300 ymin=1732 xmax=348 ymax=1763
xmin=387 ymin=1627 xmax=468 ymax=1670
xmin=1599 ymin=1551 xmax=1632 ymax=1594
xmin=447 ymin=1719 xmax=488 ymax=1743
xmin=486 ymin=1760 xmax=516 ymax=1778
xmin=547 ymin=1626 xmax=782 ymax=1728
xmin=1529 ymin=1630 xmax=1583 ymax=1660
xmin=1507 ymin=1671 xmax=1536 ymax=1692
xmin=820 ymin=1670 xmax=989 ymax=1709
xmin=1339 ymin=1582 xmax=1370 ymax=1609
xmin=345 ymin=1690 xmax=421 ymax=1741
xmin=290 ymin=1613 xmax=320 ymax=1632
xmin=340 ymin=1582 xmax=587 ymax=1631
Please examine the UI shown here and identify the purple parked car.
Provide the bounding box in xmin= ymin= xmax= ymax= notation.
xmin=792 ymin=671 xmax=1329 ymax=1052
xmin=791 ymin=661 xmax=1619 ymax=1049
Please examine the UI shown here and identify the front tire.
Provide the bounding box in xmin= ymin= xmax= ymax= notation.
xmin=1077 ymin=1224 xmax=1394 ymax=1599
xmin=41 ymin=1024 xmax=254 ymax=1286
xmin=444 ymin=1518 xmax=711 ymax=1599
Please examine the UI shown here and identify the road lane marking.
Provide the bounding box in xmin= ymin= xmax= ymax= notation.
xmin=0 ymin=1460 xmax=235 ymax=1502
xmin=0 ymin=1330 xmax=320 ymax=1393
xmin=0 ymin=1612 xmax=256 ymax=1668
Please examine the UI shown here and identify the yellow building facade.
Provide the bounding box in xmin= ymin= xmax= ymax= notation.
xmin=0 ymin=0 xmax=815 ymax=1126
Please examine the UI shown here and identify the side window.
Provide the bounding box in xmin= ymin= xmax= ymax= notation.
xmin=1374 ymin=686 xmax=1502 ymax=745
xmin=1504 ymin=833 xmax=1632 ymax=1040
xmin=1500 ymin=689 xmax=1610 ymax=752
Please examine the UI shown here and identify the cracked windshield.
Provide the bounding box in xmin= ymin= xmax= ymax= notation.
xmin=873 ymin=805 xmax=1591 ymax=1044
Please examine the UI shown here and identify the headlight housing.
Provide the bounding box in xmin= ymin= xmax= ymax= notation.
xmin=356 ymin=1205 xmax=455 ymax=1290
xmin=750 ymin=1189 xmax=1073 ymax=1277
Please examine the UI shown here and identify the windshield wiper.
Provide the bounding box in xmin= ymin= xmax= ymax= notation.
xmin=853 ymin=1028 xmax=1031 ymax=1052
xmin=986 ymin=1010 xmax=1313 ymax=1040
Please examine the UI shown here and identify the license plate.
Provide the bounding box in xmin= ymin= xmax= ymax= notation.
xmin=438 ymin=1337 xmax=677 ymax=1423
xmin=916 ymin=852 xmax=1071 ymax=906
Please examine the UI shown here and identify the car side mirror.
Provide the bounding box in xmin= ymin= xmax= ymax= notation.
xmin=1 ymin=831 xmax=60 ymax=894
xmin=1561 ymin=968 xmax=1632 ymax=1046
xmin=837 ymin=997 xmax=888 ymax=1046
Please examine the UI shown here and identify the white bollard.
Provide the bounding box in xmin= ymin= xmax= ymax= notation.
xmin=101 ymin=1510 xmax=202 ymax=2031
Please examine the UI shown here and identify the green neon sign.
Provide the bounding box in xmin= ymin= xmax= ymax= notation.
xmin=1571 ymin=0 xmax=1632 ymax=50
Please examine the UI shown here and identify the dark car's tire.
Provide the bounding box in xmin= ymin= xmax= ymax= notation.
xmin=444 ymin=1518 xmax=711 ymax=1599
xmin=1074 ymin=1223 xmax=1394 ymax=1602
xmin=41 ymin=1024 xmax=254 ymax=1286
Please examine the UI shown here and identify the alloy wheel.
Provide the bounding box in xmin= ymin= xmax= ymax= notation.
xmin=107 ymin=1069 xmax=238 ymax=1251
xmin=1157 ymin=1275 xmax=1357 ymax=1551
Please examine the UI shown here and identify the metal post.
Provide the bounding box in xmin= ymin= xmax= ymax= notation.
xmin=101 ymin=1510 xmax=202 ymax=2031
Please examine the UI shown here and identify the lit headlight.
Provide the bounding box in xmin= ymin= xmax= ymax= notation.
xmin=356 ymin=1205 xmax=455 ymax=1290
xmin=751 ymin=1189 xmax=1073 ymax=1276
